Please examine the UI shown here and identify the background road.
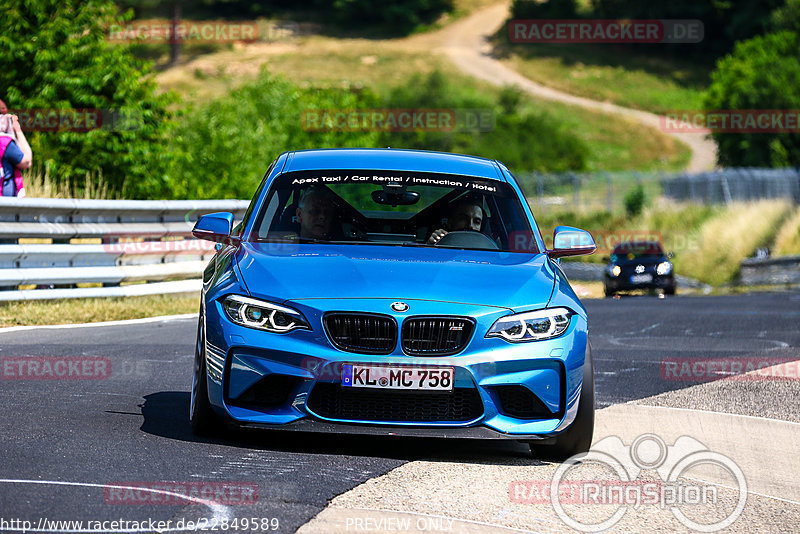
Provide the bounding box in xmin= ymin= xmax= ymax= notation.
xmin=434 ymin=1 xmax=718 ymax=172
xmin=1 ymin=292 xmax=798 ymax=532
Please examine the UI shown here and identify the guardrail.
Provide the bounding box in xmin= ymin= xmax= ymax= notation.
xmin=739 ymin=254 xmax=800 ymax=286
xmin=0 ymin=197 xmax=249 ymax=301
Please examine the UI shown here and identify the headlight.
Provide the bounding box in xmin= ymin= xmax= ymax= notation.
xmin=610 ymin=265 xmax=621 ymax=277
xmin=656 ymin=261 xmax=672 ymax=275
xmin=486 ymin=307 xmax=573 ymax=342
xmin=222 ymin=295 xmax=311 ymax=333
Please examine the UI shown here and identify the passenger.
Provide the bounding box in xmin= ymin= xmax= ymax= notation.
xmin=427 ymin=200 xmax=484 ymax=245
xmin=296 ymin=188 xmax=336 ymax=239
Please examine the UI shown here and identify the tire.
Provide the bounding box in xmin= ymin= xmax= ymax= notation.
xmin=190 ymin=312 xmax=226 ymax=436
xmin=530 ymin=342 xmax=595 ymax=460
xmin=664 ymin=286 xmax=676 ymax=295
xmin=603 ymin=285 xmax=614 ymax=297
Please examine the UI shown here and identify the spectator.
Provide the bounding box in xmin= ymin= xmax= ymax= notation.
xmin=0 ymin=108 xmax=32 ymax=198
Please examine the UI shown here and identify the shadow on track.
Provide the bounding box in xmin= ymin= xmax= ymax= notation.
xmin=139 ymin=391 xmax=547 ymax=465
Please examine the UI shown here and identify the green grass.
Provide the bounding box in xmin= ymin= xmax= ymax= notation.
xmin=155 ymin=26 xmax=692 ymax=174
xmin=514 ymin=99 xmax=691 ymax=172
xmin=534 ymin=200 xmax=796 ymax=287
xmin=676 ymin=201 xmax=792 ymax=285
xmin=0 ymin=294 xmax=199 ymax=327
xmin=494 ymin=41 xmax=709 ymax=114
xmin=773 ymin=206 xmax=800 ymax=256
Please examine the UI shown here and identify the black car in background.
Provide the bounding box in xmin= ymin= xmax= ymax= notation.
xmin=603 ymin=241 xmax=676 ymax=297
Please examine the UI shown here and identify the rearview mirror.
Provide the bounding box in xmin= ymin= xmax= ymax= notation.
xmin=192 ymin=212 xmax=240 ymax=245
xmin=372 ymin=189 xmax=420 ymax=206
xmin=547 ymin=226 xmax=596 ymax=259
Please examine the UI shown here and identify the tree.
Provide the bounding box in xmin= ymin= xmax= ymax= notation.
xmin=0 ymin=0 xmax=174 ymax=197
xmin=704 ymin=30 xmax=800 ymax=167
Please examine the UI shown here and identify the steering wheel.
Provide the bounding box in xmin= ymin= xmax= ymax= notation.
xmin=434 ymin=230 xmax=499 ymax=250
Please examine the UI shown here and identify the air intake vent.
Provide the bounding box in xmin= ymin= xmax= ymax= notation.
xmin=401 ymin=317 xmax=474 ymax=356
xmin=228 ymin=374 xmax=298 ymax=410
xmin=324 ymin=313 xmax=397 ymax=354
xmin=307 ymin=383 xmax=484 ymax=423
xmin=493 ymin=385 xmax=557 ymax=419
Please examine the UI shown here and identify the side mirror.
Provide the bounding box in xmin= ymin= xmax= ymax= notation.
xmin=192 ymin=212 xmax=240 ymax=245
xmin=547 ymin=226 xmax=596 ymax=259
xmin=667 ymin=251 xmax=674 ymax=259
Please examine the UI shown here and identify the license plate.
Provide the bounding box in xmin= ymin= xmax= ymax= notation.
xmin=341 ymin=364 xmax=454 ymax=391
xmin=630 ymin=273 xmax=653 ymax=283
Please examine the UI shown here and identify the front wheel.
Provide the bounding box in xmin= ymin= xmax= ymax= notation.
xmin=190 ymin=312 xmax=226 ymax=436
xmin=530 ymin=342 xmax=595 ymax=460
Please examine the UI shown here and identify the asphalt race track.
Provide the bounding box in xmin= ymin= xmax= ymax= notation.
xmin=1 ymin=291 xmax=798 ymax=533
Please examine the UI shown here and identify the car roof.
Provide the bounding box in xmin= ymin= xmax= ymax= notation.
xmin=281 ymin=148 xmax=506 ymax=181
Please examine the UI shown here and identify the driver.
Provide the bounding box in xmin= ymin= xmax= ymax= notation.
xmin=296 ymin=187 xmax=336 ymax=239
xmin=427 ymin=200 xmax=484 ymax=245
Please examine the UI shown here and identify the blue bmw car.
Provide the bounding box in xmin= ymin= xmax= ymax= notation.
xmin=190 ymin=148 xmax=597 ymax=459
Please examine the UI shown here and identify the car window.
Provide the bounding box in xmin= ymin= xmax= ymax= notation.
xmin=611 ymin=242 xmax=664 ymax=258
xmin=249 ymin=170 xmax=539 ymax=253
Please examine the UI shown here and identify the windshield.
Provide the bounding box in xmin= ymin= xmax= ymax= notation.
xmin=249 ymin=170 xmax=539 ymax=252
xmin=611 ymin=242 xmax=664 ymax=260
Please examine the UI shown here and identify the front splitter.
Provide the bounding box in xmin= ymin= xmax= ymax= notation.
xmin=237 ymin=418 xmax=557 ymax=442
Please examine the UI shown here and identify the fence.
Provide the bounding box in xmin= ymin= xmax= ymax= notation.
xmin=0 ymin=198 xmax=249 ymax=301
xmin=662 ymin=168 xmax=800 ymax=204
xmin=517 ymin=167 xmax=800 ymax=213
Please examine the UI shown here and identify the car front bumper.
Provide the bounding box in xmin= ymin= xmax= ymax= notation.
xmin=605 ymin=273 xmax=675 ymax=291
xmin=203 ymin=297 xmax=590 ymax=439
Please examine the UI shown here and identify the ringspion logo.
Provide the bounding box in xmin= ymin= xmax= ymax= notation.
xmin=512 ymin=434 xmax=747 ymax=532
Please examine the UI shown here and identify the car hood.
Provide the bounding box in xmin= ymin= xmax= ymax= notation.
xmin=235 ymin=242 xmax=556 ymax=311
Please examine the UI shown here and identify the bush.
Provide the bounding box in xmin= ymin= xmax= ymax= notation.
xmin=704 ymin=30 xmax=800 ymax=167
xmin=161 ymin=73 xmax=382 ymax=199
xmin=0 ymin=0 xmax=174 ymax=197
xmin=159 ymin=70 xmax=589 ymax=199
xmin=511 ymin=0 xmax=578 ymax=19
xmin=623 ymin=184 xmax=646 ymax=217
xmin=328 ymin=0 xmax=454 ymax=33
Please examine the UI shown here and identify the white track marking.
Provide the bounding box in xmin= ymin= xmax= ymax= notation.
xmin=0 ymin=479 xmax=230 ymax=533
xmin=0 ymin=314 xmax=198 ymax=334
